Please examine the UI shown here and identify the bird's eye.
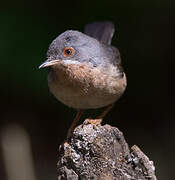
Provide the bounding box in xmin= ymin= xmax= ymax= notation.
xmin=63 ymin=47 xmax=75 ymax=57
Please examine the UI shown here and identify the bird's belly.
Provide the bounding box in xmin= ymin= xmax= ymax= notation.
xmin=48 ymin=64 xmax=126 ymax=109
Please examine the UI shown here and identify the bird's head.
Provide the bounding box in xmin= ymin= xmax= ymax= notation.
xmin=39 ymin=30 xmax=104 ymax=69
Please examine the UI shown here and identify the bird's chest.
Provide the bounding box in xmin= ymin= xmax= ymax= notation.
xmin=49 ymin=64 xmax=109 ymax=94
xmin=48 ymin=63 xmax=125 ymax=109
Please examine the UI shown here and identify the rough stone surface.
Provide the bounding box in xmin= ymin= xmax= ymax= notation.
xmin=57 ymin=120 xmax=157 ymax=180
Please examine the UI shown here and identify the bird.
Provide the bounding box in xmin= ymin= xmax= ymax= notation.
xmin=39 ymin=22 xmax=127 ymax=138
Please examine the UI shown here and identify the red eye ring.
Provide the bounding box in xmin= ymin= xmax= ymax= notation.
xmin=63 ymin=47 xmax=75 ymax=57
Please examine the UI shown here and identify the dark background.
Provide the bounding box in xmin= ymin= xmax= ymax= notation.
xmin=0 ymin=0 xmax=175 ymax=179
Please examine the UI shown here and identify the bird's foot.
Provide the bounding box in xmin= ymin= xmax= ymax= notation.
xmin=83 ymin=118 xmax=102 ymax=126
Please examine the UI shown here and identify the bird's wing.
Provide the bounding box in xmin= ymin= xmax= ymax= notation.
xmin=84 ymin=21 xmax=115 ymax=45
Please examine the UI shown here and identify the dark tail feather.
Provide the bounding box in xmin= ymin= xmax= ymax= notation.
xmin=84 ymin=21 xmax=115 ymax=45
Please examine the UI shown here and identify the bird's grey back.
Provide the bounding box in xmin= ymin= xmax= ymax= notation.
xmin=84 ymin=22 xmax=123 ymax=76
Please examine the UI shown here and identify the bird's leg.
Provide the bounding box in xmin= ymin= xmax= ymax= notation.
xmin=96 ymin=104 xmax=114 ymax=119
xmin=67 ymin=110 xmax=84 ymax=138
xmin=84 ymin=104 xmax=114 ymax=126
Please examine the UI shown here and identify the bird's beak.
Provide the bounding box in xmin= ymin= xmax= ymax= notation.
xmin=38 ymin=59 xmax=60 ymax=69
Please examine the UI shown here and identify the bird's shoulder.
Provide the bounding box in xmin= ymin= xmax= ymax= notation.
xmin=98 ymin=44 xmax=124 ymax=78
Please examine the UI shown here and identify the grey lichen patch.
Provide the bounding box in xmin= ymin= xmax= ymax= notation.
xmin=57 ymin=120 xmax=157 ymax=180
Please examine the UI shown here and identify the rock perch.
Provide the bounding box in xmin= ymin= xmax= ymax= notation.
xmin=57 ymin=119 xmax=157 ymax=180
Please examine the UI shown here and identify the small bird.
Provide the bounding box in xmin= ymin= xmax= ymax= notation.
xmin=39 ymin=22 xmax=127 ymax=137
